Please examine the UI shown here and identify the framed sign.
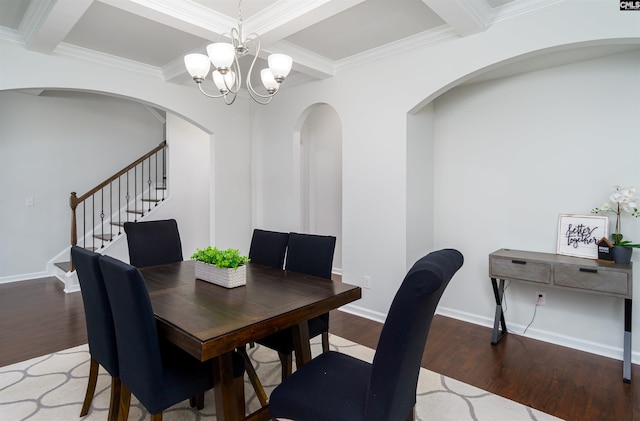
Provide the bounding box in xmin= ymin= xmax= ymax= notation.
xmin=556 ymin=214 xmax=609 ymax=259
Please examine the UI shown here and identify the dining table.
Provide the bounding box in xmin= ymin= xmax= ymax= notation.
xmin=138 ymin=260 xmax=362 ymax=421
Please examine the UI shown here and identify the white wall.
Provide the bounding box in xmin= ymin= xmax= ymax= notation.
xmin=0 ymin=91 xmax=162 ymax=277
xmin=432 ymin=50 xmax=640 ymax=358
xmin=1 ymin=0 xmax=639 ymax=364
xmin=250 ymin=1 xmax=640 ymax=363
xmin=0 ymin=37 xmax=254 ymax=279
xmin=407 ymin=103 xmax=435 ymax=270
xmin=300 ymin=104 xmax=342 ymax=269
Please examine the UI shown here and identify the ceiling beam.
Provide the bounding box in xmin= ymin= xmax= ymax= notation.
xmin=97 ymin=0 xmax=235 ymax=40
xmin=244 ymin=0 xmax=365 ymax=45
xmin=420 ymin=0 xmax=492 ymax=36
xmin=20 ymin=0 xmax=93 ymax=53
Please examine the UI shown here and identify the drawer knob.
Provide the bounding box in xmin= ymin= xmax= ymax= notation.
xmin=511 ymin=260 xmax=527 ymax=265
xmin=579 ymin=268 xmax=597 ymax=273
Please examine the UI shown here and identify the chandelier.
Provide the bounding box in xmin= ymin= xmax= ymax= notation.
xmin=183 ymin=0 xmax=293 ymax=105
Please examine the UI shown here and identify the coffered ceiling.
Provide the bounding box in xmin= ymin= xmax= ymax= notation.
xmin=0 ymin=0 xmax=611 ymax=89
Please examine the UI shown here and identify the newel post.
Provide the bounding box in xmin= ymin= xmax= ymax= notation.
xmin=70 ymin=192 xmax=78 ymax=270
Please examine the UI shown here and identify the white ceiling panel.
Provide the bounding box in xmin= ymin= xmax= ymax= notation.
xmin=0 ymin=0 xmax=582 ymax=88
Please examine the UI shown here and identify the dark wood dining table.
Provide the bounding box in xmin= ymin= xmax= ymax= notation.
xmin=138 ymin=260 xmax=362 ymax=421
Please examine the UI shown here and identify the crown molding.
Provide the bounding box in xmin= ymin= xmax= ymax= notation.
xmin=18 ymin=0 xmax=55 ymax=47
xmin=0 ymin=27 xmax=23 ymax=44
xmin=55 ymin=42 xmax=163 ymax=78
xmin=336 ymin=25 xmax=458 ymax=72
xmin=493 ymin=0 xmax=568 ymax=23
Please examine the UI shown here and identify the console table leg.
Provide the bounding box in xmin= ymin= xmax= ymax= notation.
xmin=491 ymin=278 xmax=507 ymax=345
xmin=623 ymin=298 xmax=632 ymax=383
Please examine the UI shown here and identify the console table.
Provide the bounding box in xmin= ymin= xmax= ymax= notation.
xmin=489 ymin=248 xmax=633 ymax=383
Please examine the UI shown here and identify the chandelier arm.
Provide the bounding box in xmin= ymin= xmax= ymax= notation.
xmin=223 ymin=92 xmax=237 ymax=105
xmin=246 ymin=35 xmax=278 ymax=101
xmin=196 ymin=82 xmax=229 ymax=99
xmin=228 ymin=54 xmax=241 ymax=94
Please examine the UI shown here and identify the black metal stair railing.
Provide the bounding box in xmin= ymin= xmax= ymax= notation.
xmin=69 ymin=141 xmax=167 ymax=265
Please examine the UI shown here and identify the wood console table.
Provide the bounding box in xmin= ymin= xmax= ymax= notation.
xmin=489 ymin=248 xmax=633 ymax=383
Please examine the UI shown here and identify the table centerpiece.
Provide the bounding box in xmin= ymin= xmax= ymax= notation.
xmin=191 ymin=246 xmax=250 ymax=288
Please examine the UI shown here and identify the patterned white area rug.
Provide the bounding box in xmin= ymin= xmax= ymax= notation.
xmin=0 ymin=335 xmax=562 ymax=421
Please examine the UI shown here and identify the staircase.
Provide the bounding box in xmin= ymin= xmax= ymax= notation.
xmin=52 ymin=141 xmax=168 ymax=291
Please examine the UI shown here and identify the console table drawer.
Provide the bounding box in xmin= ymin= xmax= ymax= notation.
xmin=554 ymin=266 xmax=630 ymax=297
xmin=490 ymin=257 xmax=551 ymax=284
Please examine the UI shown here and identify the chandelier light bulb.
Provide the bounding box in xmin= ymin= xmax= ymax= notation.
xmin=260 ymin=69 xmax=279 ymax=94
xmin=207 ymin=42 xmax=235 ymax=73
xmin=184 ymin=53 xmax=211 ymax=81
xmin=267 ymin=54 xmax=293 ymax=82
xmin=213 ymin=70 xmax=236 ymax=93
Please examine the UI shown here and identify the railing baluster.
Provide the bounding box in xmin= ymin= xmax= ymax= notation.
xmin=109 ymin=182 xmax=113 ymax=241
xmin=68 ymin=141 xmax=166 ymax=257
xmin=100 ymin=188 xmax=105 ymax=248
xmin=147 ymin=156 xmax=152 ymax=211
xmin=155 ymin=151 xmax=158 ymax=205
xmin=126 ymin=171 xmax=131 ymax=222
xmin=118 ymin=177 xmax=122 ymax=234
xmin=92 ymin=195 xmax=95 ymax=251
xmin=163 ymin=146 xmax=166 ymax=200
xmin=134 ymin=165 xmax=138 ymax=221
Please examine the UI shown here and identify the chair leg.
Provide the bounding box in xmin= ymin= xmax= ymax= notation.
xmin=278 ymin=351 xmax=293 ymax=381
xmin=238 ymin=346 xmax=268 ymax=407
xmin=189 ymin=393 xmax=205 ymax=410
xmin=321 ymin=331 xmax=330 ymax=353
xmin=405 ymin=405 xmax=416 ymax=421
xmin=150 ymin=413 xmax=162 ymax=421
xmin=234 ymin=375 xmax=246 ymax=416
xmin=80 ymin=357 xmax=99 ymax=416
xmin=117 ymin=384 xmax=131 ymax=421
xmin=108 ymin=376 xmax=122 ymax=421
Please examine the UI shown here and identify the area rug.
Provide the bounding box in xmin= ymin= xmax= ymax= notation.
xmin=0 ymin=335 xmax=562 ymax=421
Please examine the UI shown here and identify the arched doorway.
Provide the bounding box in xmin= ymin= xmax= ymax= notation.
xmin=297 ymin=104 xmax=343 ymax=271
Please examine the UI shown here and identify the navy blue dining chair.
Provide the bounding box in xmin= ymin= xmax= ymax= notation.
xmin=256 ymin=232 xmax=336 ymax=381
xmin=124 ymin=219 xmax=183 ymax=267
xmin=269 ymin=248 xmax=464 ymax=421
xmin=239 ymin=228 xmax=291 ymax=407
xmin=248 ymin=228 xmax=289 ymax=269
xmin=71 ymin=246 xmax=120 ymax=421
xmin=98 ymin=254 xmax=245 ymax=420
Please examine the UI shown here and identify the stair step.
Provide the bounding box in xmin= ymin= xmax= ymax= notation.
xmin=110 ymin=221 xmax=126 ymax=227
xmin=93 ymin=233 xmax=115 ymax=241
xmin=141 ymin=198 xmax=161 ymax=202
xmin=54 ymin=261 xmax=72 ymax=272
xmin=126 ymin=209 xmax=145 ymax=215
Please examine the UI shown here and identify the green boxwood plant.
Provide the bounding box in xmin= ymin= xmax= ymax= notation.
xmin=191 ymin=246 xmax=249 ymax=269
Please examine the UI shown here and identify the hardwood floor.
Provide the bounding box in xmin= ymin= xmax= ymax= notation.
xmin=1 ymin=276 xmax=637 ymax=421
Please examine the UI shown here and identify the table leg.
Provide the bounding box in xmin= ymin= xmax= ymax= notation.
xmin=623 ymin=298 xmax=632 ymax=383
xmin=212 ymin=352 xmax=242 ymax=421
xmin=491 ymin=278 xmax=508 ymax=345
xmin=291 ymin=321 xmax=312 ymax=368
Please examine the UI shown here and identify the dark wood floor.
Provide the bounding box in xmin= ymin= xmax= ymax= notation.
xmin=1 ymin=277 xmax=637 ymax=421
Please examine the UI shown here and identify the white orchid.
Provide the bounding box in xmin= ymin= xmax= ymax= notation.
xmin=591 ymin=186 xmax=640 ymax=247
xmin=592 ymin=185 xmax=640 ymax=247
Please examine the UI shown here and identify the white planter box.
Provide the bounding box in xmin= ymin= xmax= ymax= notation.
xmin=194 ymin=261 xmax=247 ymax=288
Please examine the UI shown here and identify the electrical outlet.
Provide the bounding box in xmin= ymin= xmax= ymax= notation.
xmin=536 ymin=291 xmax=546 ymax=306
xmin=363 ymin=275 xmax=371 ymax=289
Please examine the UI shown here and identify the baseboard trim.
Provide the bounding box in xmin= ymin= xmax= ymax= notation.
xmin=437 ymin=305 xmax=640 ymax=365
xmin=338 ymin=303 xmax=386 ymax=324
xmin=0 ymin=271 xmax=49 ymax=285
